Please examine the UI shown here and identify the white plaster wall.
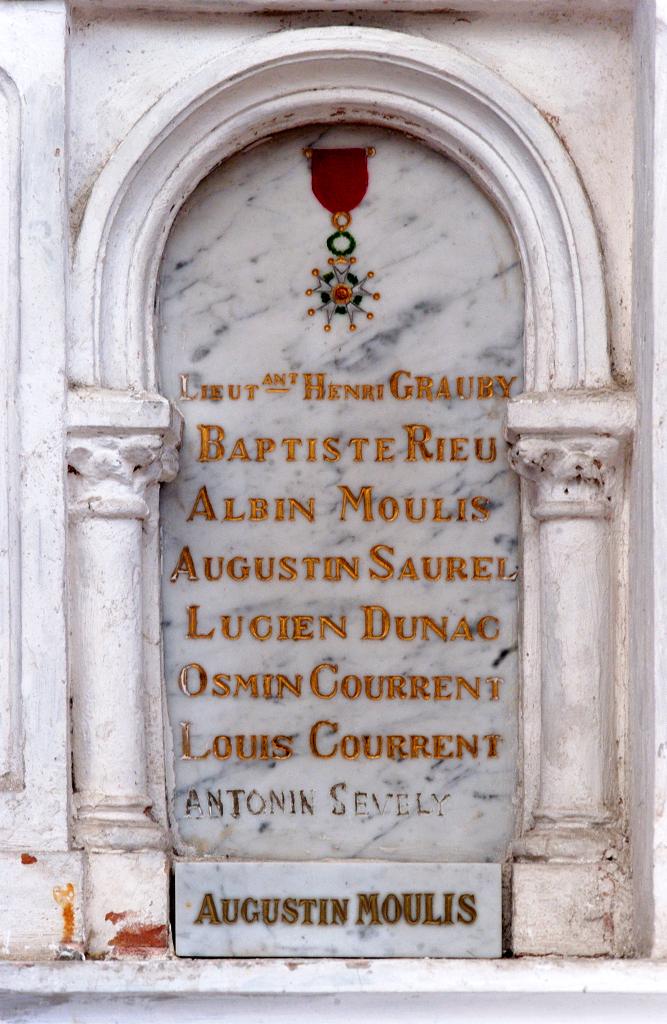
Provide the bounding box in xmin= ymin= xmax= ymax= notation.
xmin=67 ymin=7 xmax=634 ymax=382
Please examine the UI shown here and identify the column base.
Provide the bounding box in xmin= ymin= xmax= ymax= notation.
xmin=514 ymin=821 xmax=619 ymax=862
xmin=513 ymin=822 xmax=629 ymax=955
xmin=84 ymin=849 xmax=170 ymax=958
xmin=74 ymin=797 xmax=165 ymax=851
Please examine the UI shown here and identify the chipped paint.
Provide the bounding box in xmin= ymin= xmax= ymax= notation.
xmin=52 ymin=884 xmax=75 ymax=945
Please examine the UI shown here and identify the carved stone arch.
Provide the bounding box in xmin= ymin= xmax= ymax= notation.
xmin=70 ymin=26 xmax=611 ymax=392
xmin=66 ymin=26 xmax=634 ymax=957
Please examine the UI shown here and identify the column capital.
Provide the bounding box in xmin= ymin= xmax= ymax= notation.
xmin=68 ymin=431 xmax=180 ymax=520
xmin=508 ymin=433 xmax=625 ymax=519
xmin=67 ymin=394 xmax=182 ymax=520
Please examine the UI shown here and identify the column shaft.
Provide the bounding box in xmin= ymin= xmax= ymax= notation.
xmin=67 ymin=426 xmax=180 ymax=850
xmin=508 ymin=433 xmax=621 ymax=848
xmin=537 ymin=514 xmax=611 ymax=823
xmin=71 ymin=517 xmax=148 ymax=821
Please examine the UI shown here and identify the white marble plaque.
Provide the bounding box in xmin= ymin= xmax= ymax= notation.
xmin=158 ymin=125 xmax=523 ymax=872
xmin=175 ymin=861 xmax=501 ymax=958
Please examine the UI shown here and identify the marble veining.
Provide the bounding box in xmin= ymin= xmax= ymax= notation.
xmin=158 ymin=125 xmax=523 ymax=862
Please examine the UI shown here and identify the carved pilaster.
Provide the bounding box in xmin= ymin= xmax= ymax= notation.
xmin=67 ymin=412 xmax=181 ymax=851
xmin=505 ymin=393 xmax=633 ymax=956
xmin=509 ymin=432 xmax=625 ymax=852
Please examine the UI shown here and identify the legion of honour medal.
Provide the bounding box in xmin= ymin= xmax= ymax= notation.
xmin=304 ymin=146 xmax=381 ymax=332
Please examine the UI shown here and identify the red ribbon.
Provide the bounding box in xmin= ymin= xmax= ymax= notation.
xmin=310 ymin=148 xmax=369 ymax=214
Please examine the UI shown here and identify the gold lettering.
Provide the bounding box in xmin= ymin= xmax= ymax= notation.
xmin=457 ymin=893 xmax=477 ymax=924
xmin=197 ymin=424 xmax=225 ymax=461
xmin=356 ymin=893 xmax=381 ymax=925
xmin=478 ymin=615 xmax=500 ymax=641
xmin=484 ymin=734 xmax=502 ymax=757
xmin=194 ymin=893 xmax=220 ymax=925
xmin=362 ymin=604 xmax=390 ymax=640
xmin=179 ymin=663 xmax=207 ymax=696
xmin=170 ymin=545 xmax=198 ymax=581
xmin=309 ymin=720 xmax=338 ymax=759
xmin=338 ymin=484 xmax=372 ymax=521
xmin=496 ymin=375 xmax=517 ymax=398
xmin=404 ymin=423 xmax=433 ymax=461
xmin=389 ymin=370 xmax=413 ymax=400
xmin=369 ymin=544 xmax=394 ymax=580
xmin=240 ymin=898 xmax=259 ymax=923
xmin=180 ymin=721 xmax=210 ymax=760
xmin=187 ymin=605 xmax=214 ymax=640
xmin=187 ymin=486 xmax=217 ymax=521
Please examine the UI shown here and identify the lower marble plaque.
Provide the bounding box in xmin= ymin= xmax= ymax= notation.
xmin=175 ymin=861 xmax=501 ymax=958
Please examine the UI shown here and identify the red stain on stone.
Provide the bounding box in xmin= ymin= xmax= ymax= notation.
xmin=109 ymin=923 xmax=168 ymax=954
xmin=104 ymin=910 xmax=128 ymax=925
xmin=20 ymin=853 xmax=37 ymax=865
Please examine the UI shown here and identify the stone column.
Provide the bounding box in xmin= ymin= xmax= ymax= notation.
xmin=68 ymin=431 xmax=179 ymax=850
xmin=67 ymin=395 xmax=181 ymax=956
xmin=506 ymin=394 xmax=632 ymax=955
xmin=509 ymin=435 xmax=621 ymax=841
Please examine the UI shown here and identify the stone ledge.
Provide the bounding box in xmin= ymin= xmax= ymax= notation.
xmin=1 ymin=957 xmax=667 ymax=995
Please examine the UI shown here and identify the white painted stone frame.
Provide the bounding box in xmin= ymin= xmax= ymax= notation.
xmin=63 ymin=24 xmax=634 ymax=957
